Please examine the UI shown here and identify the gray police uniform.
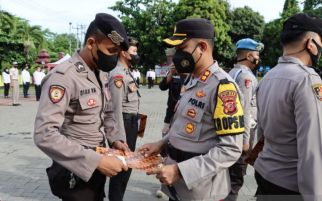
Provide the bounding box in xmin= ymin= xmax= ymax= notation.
xmin=162 ymin=62 xmax=244 ymax=201
xmin=108 ymin=61 xmax=140 ymax=144
xmin=229 ymin=64 xmax=257 ymax=146
xmin=254 ymin=56 xmax=322 ymax=201
xmin=34 ymin=52 xmax=125 ymax=197
xmin=224 ymin=64 xmax=258 ymax=201
xmin=107 ymin=61 xmax=140 ymax=201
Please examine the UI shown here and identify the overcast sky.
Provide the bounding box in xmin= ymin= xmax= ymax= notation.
xmin=1 ymin=0 xmax=288 ymax=34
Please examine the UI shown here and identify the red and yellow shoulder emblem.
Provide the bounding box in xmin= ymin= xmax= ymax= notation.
xmin=114 ymin=75 xmax=123 ymax=88
xmin=49 ymin=85 xmax=65 ymax=103
xmin=312 ymin=84 xmax=322 ymax=101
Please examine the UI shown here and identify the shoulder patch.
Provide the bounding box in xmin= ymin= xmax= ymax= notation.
xmin=312 ymin=84 xmax=322 ymax=101
xmin=74 ymin=62 xmax=85 ymax=73
xmin=114 ymin=75 xmax=123 ymax=88
xmin=214 ymin=81 xmax=245 ymax=136
xmin=49 ymin=85 xmax=65 ymax=103
xmin=245 ymin=79 xmax=252 ymax=88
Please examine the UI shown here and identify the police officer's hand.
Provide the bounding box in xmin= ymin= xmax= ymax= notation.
xmin=97 ymin=155 xmax=128 ymax=177
xmin=112 ymin=140 xmax=130 ymax=152
xmin=242 ymin=143 xmax=250 ymax=152
xmin=147 ymin=164 xmax=181 ymax=185
xmin=139 ymin=140 xmax=164 ymax=157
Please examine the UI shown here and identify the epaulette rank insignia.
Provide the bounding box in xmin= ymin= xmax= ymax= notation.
xmin=200 ymin=70 xmax=211 ymax=82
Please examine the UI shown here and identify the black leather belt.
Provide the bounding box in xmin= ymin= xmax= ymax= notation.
xmin=165 ymin=142 xmax=206 ymax=163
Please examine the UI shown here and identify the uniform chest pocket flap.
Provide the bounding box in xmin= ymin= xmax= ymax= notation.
xmin=176 ymin=104 xmax=205 ymax=139
xmin=73 ymin=96 xmax=100 ymax=123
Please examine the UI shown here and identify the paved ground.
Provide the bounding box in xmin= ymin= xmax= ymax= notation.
xmin=0 ymin=86 xmax=257 ymax=201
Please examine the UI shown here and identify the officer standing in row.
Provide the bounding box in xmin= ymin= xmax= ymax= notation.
xmin=108 ymin=37 xmax=141 ymax=201
xmin=254 ymin=13 xmax=322 ymax=201
xmin=34 ymin=13 xmax=130 ymax=201
xmin=9 ymin=61 xmax=20 ymax=106
xmin=224 ymin=38 xmax=263 ymax=201
xmin=140 ymin=18 xmax=244 ymax=201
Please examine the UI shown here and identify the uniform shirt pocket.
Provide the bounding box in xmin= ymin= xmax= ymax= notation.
xmin=176 ymin=105 xmax=205 ymax=140
xmin=73 ymin=96 xmax=100 ymax=123
xmin=127 ymin=92 xmax=138 ymax=102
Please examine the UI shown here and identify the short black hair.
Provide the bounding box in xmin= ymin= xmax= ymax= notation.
xmin=205 ymin=38 xmax=214 ymax=50
xmin=280 ymin=30 xmax=309 ymax=46
xmin=128 ymin=37 xmax=139 ymax=47
xmin=84 ymin=21 xmax=106 ymax=45
xmin=236 ymin=49 xmax=249 ymax=59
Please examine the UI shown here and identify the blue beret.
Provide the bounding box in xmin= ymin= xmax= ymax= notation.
xmin=236 ymin=38 xmax=264 ymax=52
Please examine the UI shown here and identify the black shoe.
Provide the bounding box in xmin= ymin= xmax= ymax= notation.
xmin=12 ymin=103 xmax=21 ymax=106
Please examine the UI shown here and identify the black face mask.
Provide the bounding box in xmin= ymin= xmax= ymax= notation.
xmin=129 ymin=54 xmax=140 ymax=66
xmin=93 ymin=46 xmax=118 ymax=72
xmin=173 ymin=44 xmax=202 ymax=73
xmin=308 ymin=39 xmax=322 ymax=67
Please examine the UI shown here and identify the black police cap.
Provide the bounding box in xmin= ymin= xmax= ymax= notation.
xmin=93 ymin=13 xmax=129 ymax=50
xmin=164 ymin=18 xmax=214 ymax=47
xmin=283 ymin=13 xmax=322 ymax=37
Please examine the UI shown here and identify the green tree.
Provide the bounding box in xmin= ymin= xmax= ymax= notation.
xmin=228 ymin=6 xmax=265 ymax=43
xmin=174 ymin=0 xmax=233 ymax=66
xmin=110 ymin=0 xmax=176 ymax=71
xmin=261 ymin=0 xmax=301 ymax=67
xmin=0 ymin=11 xmax=15 ymax=36
xmin=303 ymin=0 xmax=322 ymax=17
xmin=282 ymin=0 xmax=301 ymax=18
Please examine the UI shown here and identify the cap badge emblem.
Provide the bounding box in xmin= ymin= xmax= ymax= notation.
xmin=108 ymin=31 xmax=124 ymax=46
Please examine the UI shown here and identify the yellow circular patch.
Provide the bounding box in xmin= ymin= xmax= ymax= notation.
xmin=185 ymin=123 xmax=195 ymax=134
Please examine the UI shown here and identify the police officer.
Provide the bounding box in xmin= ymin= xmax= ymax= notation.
xmin=224 ymin=38 xmax=263 ymax=201
xmin=9 ymin=61 xmax=20 ymax=106
xmin=107 ymin=37 xmax=140 ymax=201
xmin=140 ymin=18 xmax=244 ymax=201
xmin=159 ymin=48 xmax=187 ymax=137
xmin=254 ymin=13 xmax=322 ymax=201
xmin=34 ymin=13 xmax=129 ymax=201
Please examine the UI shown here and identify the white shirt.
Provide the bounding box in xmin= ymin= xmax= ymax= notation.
xmin=150 ymin=71 xmax=156 ymax=80
xmin=33 ymin=71 xmax=46 ymax=85
xmin=9 ymin=67 xmax=19 ymax=80
xmin=146 ymin=70 xmax=155 ymax=80
xmin=2 ymin=71 xmax=10 ymax=84
xmin=21 ymin=69 xmax=31 ymax=83
xmin=135 ymin=71 xmax=141 ymax=79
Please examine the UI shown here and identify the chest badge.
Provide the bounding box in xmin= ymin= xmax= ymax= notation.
xmin=196 ymin=90 xmax=206 ymax=98
xmin=187 ymin=108 xmax=196 ymax=118
xmin=185 ymin=123 xmax=195 ymax=134
xmin=87 ymin=99 xmax=96 ymax=107
xmin=312 ymin=84 xmax=322 ymax=101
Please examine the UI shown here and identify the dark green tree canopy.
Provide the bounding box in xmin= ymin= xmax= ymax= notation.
xmin=228 ymin=6 xmax=265 ymax=43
